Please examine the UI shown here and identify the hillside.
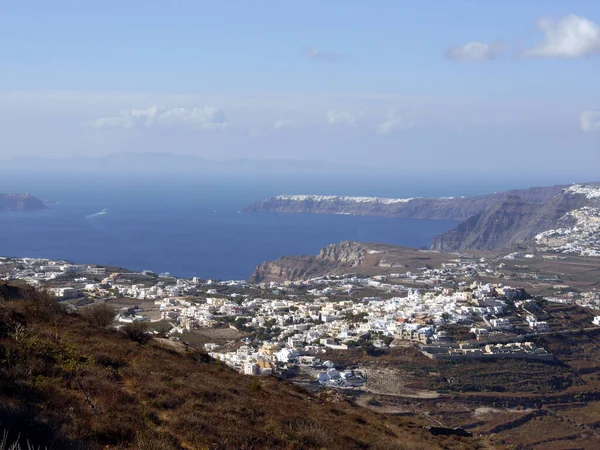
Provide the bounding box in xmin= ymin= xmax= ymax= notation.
xmin=0 ymin=283 xmax=486 ymax=450
xmin=0 ymin=193 xmax=47 ymax=211
xmin=432 ymin=185 xmax=600 ymax=251
xmin=245 ymin=184 xmax=569 ymax=222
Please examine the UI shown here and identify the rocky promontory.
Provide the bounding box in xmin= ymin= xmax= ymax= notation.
xmin=0 ymin=193 xmax=47 ymax=211
xmin=250 ymin=241 xmax=453 ymax=283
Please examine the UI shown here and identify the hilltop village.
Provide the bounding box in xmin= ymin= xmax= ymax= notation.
xmin=2 ymin=248 xmax=599 ymax=386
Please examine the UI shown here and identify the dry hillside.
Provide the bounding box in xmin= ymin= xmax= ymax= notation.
xmin=0 ymin=282 xmax=490 ymax=450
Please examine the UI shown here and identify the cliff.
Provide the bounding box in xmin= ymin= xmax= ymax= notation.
xmin=250 ymin=241 xmax=367 ymax=283
xmin=245 ymin=184 xmax=568 ymax=222
xmin=250 ymin=241 xmax=453 ymax=283
xmin=248 ymin=183 xmax=600 ymax=252
xmin=0 ymin=283 xmax=483 ymax=450
xmin=432 ymin=185 xmax=600 ymax=251
xmin=0 ymin=193 xmax=47 ymax=211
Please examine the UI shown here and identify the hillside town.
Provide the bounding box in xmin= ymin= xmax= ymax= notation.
xmin=535 ymin=206 xmax=600 ymax=257
xmin=3 ymin=250 xmax=600 ymax=385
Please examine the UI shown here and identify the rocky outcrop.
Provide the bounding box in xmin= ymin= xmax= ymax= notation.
xmin=317 ymin=241 xmax=368 ymax=265
xmin=431 ymin=186 xmax=600 ymax=251
xmin=249 ymin=241 xmax=452 ymax=283
xmin=249 ymin=242 xmax=369 ymax=284
xmin=0 ymin=193 xmax=47 ymax=211
xmin=245 ymin=185 xmax=569 ymax=222
xmin=249 ymin=255 xmax=320 ymax=284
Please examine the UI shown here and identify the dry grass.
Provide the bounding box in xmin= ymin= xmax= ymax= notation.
xmin=80 ymin=303 xmax=116 ymax=328
xmin=0 ymin=282 xmax=487 ymax=450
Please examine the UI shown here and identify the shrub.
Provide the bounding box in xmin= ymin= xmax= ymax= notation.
xmin=366 ymin=396 xmax=381 ymax=407
xmin=81 ymin=303 xmax=116 ymax=328
xmin=23 ymin=289 xmax=63 ymax=323
xmin=250 ymin=377 xmax=261 ymax=392
xmin=123 ymin=322 xmax=150 ymax=344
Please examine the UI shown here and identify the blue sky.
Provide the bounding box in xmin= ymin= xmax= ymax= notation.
xmin=1 ymin=0 xmax=600 ymax=178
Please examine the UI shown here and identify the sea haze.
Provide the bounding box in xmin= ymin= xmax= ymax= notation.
xmin=0 ymin=172 xmax=518 ymax=280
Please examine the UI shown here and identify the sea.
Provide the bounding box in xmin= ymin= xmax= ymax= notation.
xmin=0 ymin=171 xmax=550 ymax=280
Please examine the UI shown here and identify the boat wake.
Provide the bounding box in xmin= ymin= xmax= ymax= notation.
xmin=85 ymin=208 xmax=108 ymax=219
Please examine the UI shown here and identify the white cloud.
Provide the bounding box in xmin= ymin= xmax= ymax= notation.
xmin=327 ymin=109 xmax=362 ymax=126
xmin=580 ymin=111 xmax=600 ymax=132
xmin=377 ymin=111 xmax=415 ymax=134
xmin=131 ymin=106 xmax=159 ymax=126
xmin=157 ymin=106 xmax=227 ymax=129
xmin=304 ymin=47 xmax=347 ymax=62
xmin=87 ymin=106 xmax=227 ymax=130
xmin=273 ymin=119 xmax=293 ymax=129
xmin=524 ymin=14 xmax=600 ymax=58
xmin=446 ymin=41 xmax=504 ymax=61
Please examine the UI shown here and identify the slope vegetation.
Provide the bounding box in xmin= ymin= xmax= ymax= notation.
xmin=0 ymin=283 xmax=486 ymax=450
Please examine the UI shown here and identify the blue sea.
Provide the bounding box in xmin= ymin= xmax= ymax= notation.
xmin=0 ymin=172 xmax=538 ymax=280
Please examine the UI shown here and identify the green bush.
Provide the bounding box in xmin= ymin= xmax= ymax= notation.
xmin=123 ymin=322 xmax=150 ymax=344
xmin=81 ymin=303 xmax=116 ymax=328
xmin=250 ymin=377 xmax=261 ymax=392
xmin=366 ymin=396 xmax=381 ymax=407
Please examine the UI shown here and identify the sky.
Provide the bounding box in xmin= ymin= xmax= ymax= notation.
xmin=1 ymin=0 xmax=600 ymax=178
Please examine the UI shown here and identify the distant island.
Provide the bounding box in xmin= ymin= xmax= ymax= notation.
xmin=246 ymin=183 xmax=600 ymax=252
xmin=0 ymin=193 xmax=47 ymax=211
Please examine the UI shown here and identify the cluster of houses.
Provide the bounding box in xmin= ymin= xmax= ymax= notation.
xmin=6 ymin=252 xmax=600 ymax=378
xmin=535 ymin=206 xmax=600 ymax=257
xmin=0 ymin=257 xmax=106 ymax=284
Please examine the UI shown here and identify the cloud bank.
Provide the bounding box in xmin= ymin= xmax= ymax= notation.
xmin=524 ymin=14 xmax=600 ymax=58
xmin=87 ymin=106 xmax=228 ymax=130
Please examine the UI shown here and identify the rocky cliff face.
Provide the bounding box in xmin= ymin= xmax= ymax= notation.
xmin=245 ymin=185 xmax=568 ymax=222
xmin=249 ymin=241 xmax=369 ymax=283
xmin=248 ymin=183 xmax=600 ymax=257
xmin=431 ymin=187 xmax=599 ymax=251
xmin=250 ymin=241 xmax=452 ymax=283
xmin=0 ymin=193 xmax=47 ymax=210
xmin=317 ymin=240 xmax=368 ymax=265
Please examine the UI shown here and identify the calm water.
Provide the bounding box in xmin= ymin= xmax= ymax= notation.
xmin=0 ymin=172 xmax=500 ymax=280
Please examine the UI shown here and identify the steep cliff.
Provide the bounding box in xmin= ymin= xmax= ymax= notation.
xmin=245 ymin=184 xmax=568 ymax=222
xmin=250 ymin=241 xmax=452 ymax=283
xmin=431 ymin=186 xmax=599 ymax=251
xmin=250 ymin=242 xmax=368 ymax=283
xmin=0 ymin=193 xmax=47 ymax=211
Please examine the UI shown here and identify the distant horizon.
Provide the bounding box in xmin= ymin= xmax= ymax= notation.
xmin=0 ymin=151 xmax=599 ymax=185
xmin=1 ymin=168 xmax=599 ymax=206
